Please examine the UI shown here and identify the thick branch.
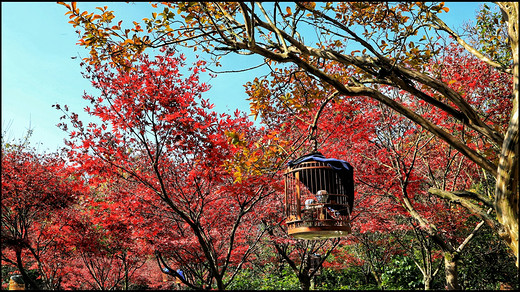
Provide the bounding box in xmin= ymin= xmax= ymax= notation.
xmin=284 ymin=50 xmax=498 ymax=175
xmin=452 ymin=190 xmax=494 ymax=208
xmin=429 ymin=13 xmax=512 ymax=74
xmin=428 ymin=188 xmax=501 ymax=233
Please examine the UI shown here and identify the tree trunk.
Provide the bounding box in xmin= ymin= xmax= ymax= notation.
xmin=215 ymin=275 xmax=224 ymax=291
xmin=299 ymin=274 xmax=312 ymax=290
xmin=423 ymin=275 xmax=432 ymax=290
xmin=16 ymin=248 xmax=40 ymax=290
xmin=495 ymin=1 xmax=519 ymax=268
xmin=370 ymin=269 xmax=383 ymax=289
xmin=443 ymin=252 xmax=460 ymax=290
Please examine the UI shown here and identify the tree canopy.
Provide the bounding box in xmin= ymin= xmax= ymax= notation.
xmin=2 ymin=2 xmax=518 ymax=290
xmin=59 ymin=1 xmax=518 ymax=266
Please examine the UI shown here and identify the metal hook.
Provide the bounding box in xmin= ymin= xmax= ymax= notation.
xmin=309 ymin=126 xmax=318 ymax=153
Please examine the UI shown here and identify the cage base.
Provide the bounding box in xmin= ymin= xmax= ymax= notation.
xmin=288 ymin=225 xmax=351 ymax=240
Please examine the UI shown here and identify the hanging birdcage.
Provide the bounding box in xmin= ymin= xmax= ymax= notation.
xmin=284 ymin=152 xmax=354 ymax=239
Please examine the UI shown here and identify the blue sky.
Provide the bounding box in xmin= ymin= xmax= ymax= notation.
xmin=2 ymin=2 xmax=484 ymax=152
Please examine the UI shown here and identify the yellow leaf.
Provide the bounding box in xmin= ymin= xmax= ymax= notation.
xmin=448 ymin=79 xmax=456 ymax=85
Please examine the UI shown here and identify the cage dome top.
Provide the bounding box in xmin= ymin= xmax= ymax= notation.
xmin=288 ymin=152 xmax=353 ymax=173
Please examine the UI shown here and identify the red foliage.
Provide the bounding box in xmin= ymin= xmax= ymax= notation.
xmin=1 ymin=141 xmax=87 ymax=289
xmin=55 ymin=47 xmax=278 ymax=289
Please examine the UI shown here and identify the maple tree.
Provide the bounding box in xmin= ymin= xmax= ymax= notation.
xmin=54 ymin=47 xmax=281 ymax=290
xmin=61 ymin=180 xmax=151 ymax=290
xmin=240 ymin=35 xmax=513 ymax=289
xmin=368 ymin=45 xmax=507 ymax=287
xmin=1 ymin=131 xmax=86 ymax=290
xmin=60 ymin=2 xmax=519 ymax=266
xmin=369 ymin=126 xmax=480 ymax=290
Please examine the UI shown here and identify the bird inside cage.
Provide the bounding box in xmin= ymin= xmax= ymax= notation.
xmin=316 ymin=190 xmax=328 ymax=203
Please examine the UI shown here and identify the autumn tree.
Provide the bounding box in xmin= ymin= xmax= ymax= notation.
xmin=1 ymin=131 xmax=86 ymax=290
xmin=62 ymin=179 xmax=151 ymax=290
xmin=54 ymin=48 xmax=280 ymax=290
xmin=60 ymin=2 xmax=519 ymax=266
xmin=261 ymin=38 xmax=514 ymax=288
xmin=240 ymin=28 xmax=514 ymax=288
xmin=370 ymin=121 xmax=482 ymax=290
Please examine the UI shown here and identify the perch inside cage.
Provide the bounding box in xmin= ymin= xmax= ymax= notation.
xmin=284 ymin=152 xmax=354 ymax=240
